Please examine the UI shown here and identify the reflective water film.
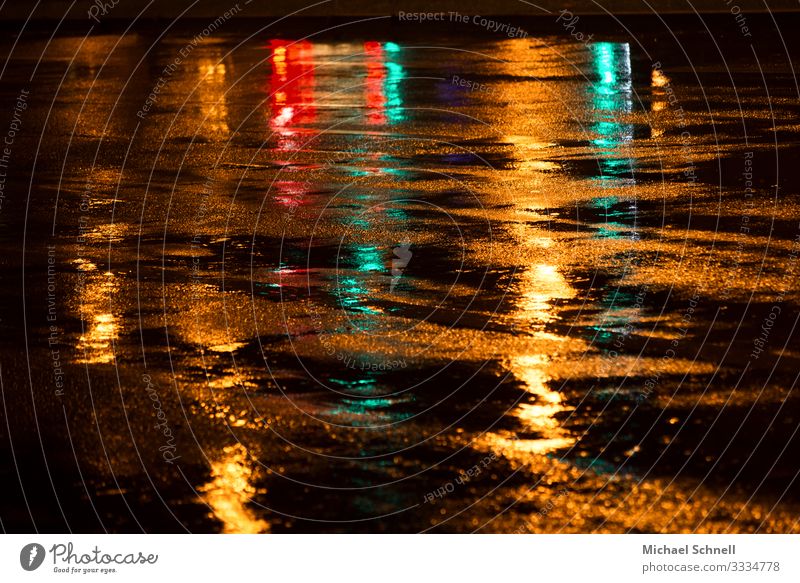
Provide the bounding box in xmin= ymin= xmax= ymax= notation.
xmin=2 ymin=14 xmax=800 ymax=533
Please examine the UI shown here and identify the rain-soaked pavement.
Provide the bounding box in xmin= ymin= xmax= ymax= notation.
xmin=1 ymin=16 xmax=800 ymax=533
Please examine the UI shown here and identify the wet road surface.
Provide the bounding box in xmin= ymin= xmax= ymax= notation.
xmin=1 ymin=16 xmax=800 ymax=533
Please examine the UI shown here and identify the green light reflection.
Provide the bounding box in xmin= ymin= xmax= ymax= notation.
xmin=589 ymin=42 xmax=634 ymax=184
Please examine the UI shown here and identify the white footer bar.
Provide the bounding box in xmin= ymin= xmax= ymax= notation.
xmin=1 ymin=534 xmax=797 ymax=581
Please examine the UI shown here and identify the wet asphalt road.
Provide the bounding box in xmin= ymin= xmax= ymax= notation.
xmin=1 ymin=15 xmax=800 ymax=532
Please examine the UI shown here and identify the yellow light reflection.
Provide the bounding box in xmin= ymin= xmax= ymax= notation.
xmin=650 ymin=67 xmax=670 ymax=134
xmin=503 ymin=135 xmax=559 ymax=173
xmin=207 ymin=341 xmax=247 ymax=353
xmin=206 ymin=371 xmax=253 ymax=391
xmin=481 ymin=262 xmax=578 ymax=458
xmin=195 ymin=58 xmax=229 ymax=136
xmin=200 ymin=444 xmax=269 ymax=534
xmin=273 ymin=46 xmax=287 ymax=77
xmin=76 ymin=271 xmax=119 ymax=365
xmin=508 ymin=354 xmax=575 ymax=453
xmin=651 ymin=68 xmax=669 ymax=88
xmin=515 ymin=263 xmax=575 ymax=325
